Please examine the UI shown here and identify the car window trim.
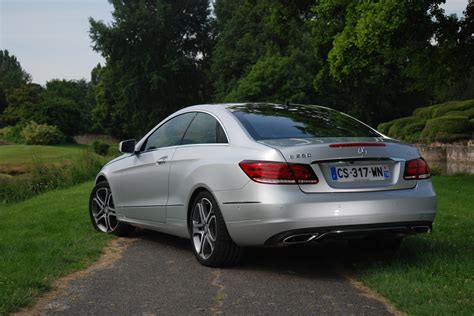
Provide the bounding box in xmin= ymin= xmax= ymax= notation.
xmin=138 ymin=110 xmax=230 ymax=153
xmin=137 ymin=142 xmax=230 ymax=155
xmin=140 ymin=112 xmax=197 ymax=153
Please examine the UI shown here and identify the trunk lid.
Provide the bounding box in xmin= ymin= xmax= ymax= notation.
xmin=259 ymin=137 xmax=420 ymax=193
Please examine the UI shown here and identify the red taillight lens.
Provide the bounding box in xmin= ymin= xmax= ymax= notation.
xmin=404 ymin=158 xmax=431 ymax=180
xmin=289 ymin=164 xmax=319 ymax=184
xmin=239 ymin=161 xmax=319 ymax=185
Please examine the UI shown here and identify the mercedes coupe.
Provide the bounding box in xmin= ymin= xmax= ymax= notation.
xmin=89 ymin=103 xmax=436 ymax=267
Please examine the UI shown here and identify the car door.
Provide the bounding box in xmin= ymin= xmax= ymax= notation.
xmin=119 ymin=112 xmax=196 ymax=223
xmin=167 ymin=112 xmax=229 ymax=220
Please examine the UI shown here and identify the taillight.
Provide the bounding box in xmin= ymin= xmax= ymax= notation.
xmin=404 ymin=158 xmax=431 ymax=180
xmin=239 ymin=161 xmax=319 ymax=185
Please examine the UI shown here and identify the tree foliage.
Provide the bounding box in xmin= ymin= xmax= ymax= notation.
xmin=42 ymin=79 xmax=93 ymax=135
xmin=1 ymin=84 xmax=44 ymax=126
xmin=0 ymin=50 xmax=31 ymax=115
xmin=0 ymin=50 xmax=31 ymax=92
xmin=211 ymin=0 xmax=315 ymax=103
xmin=225 ymin=53 xmax=315 ymax=103
xmin=0 ymin=79 xmax=91 ymax=136
xmin=2 ymin=1 xmax=474 ymax=142
xmin=89 ymin=0 xmax=214 ymax=138
xmin=309 ymin=0 xmax=449 ymax=124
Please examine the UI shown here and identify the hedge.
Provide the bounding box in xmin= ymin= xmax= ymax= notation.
xmin=378 ymin=99 xmax=474 ymax=143
xmin=421 ymin=116 xmax=471 ymax=142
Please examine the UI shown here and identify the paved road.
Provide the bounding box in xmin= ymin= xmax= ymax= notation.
xmin=42 ymin=230 xmax=392 ymax=315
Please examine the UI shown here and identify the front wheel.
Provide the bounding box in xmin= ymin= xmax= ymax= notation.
xmin=89 ymin=181 xmax=134 ymax=237
xmin=189 ymin=191 xmax=242 ymax=267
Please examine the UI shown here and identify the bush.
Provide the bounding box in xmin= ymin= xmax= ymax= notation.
xmin=0 ymin=151 xmax=107 ymax=203
xmin=387 ymin=117 xmax=420 ymax=140
xmin=402 ymin=122 xmax=426 ymax=143
xmin=402 ymin=121 xmax=425 ymax=135
xmin=91 ymin=140 xmax=110 ymax=156
xmin=443 ymin=110 xmax=465 ymax=117
xmin=378 ymin=99 xmax=474 ymax=143
xmin=413 ymin=105 xmax=436 ymax=119
xmin=20 ymin=121 xmax=65 ymax=145
xmin=377 ymin=121 xmax=394 ymax=134
xmin=431 ymin=100 xmax=474 ymax=118
xmin=463 ymin=107 xmax=474 ymax=119
xmin=421 ymin=116 xmax=472 ymax=142
xmin=0 ymin=125 xmax=23 ymax=143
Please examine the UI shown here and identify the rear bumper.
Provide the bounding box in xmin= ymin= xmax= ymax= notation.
xmin=214 ymin=180 xmax=436 ymax=246
xmin=264 ymin=221 xmax=432 ymax=245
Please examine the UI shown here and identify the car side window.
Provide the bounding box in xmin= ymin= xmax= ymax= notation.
xmin=181 ymin=113 xmax=228 ymax=145
xmin=143 ymin=113 xmax=196 ymax=151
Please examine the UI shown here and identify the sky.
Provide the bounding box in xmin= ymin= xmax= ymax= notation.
xmin=0 ymin=0 xmax=470 ymax=85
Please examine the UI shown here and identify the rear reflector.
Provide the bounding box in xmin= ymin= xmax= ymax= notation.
xmin=404 ymin=158 xmax=431 ymax=180
xmin=329 ymin=142 xmax=386 ymax=148
xmin=239 ymin=161 xmax=319 ymax=185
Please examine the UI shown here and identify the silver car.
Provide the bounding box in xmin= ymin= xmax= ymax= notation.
xmin=89 ymin=103 xmax=436 ymax=267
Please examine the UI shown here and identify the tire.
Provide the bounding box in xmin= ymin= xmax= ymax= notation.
xmin=89 ymin=181 xmax=135 ymax=237
xmin=188 ymin=191 xmax=243 ymax=267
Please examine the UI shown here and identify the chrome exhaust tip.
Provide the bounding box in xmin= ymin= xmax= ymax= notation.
xmin=282 ymin=233 xmax=318 ymax=244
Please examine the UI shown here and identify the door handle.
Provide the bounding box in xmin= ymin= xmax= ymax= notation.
xmin=155 ymin=156 xmax=168 ymax=165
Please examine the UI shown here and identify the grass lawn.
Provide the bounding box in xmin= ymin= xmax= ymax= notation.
xmin=0 ymin=181 xmax=111 ymax=315
xmin=0 ymin=175 xmax=472 ymax=315
xmin=0 ymin=144 xmax=88 ymax=174
xmin=350 ymin=175 xmax=474 ymax=315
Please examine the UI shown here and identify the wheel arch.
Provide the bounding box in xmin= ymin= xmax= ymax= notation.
xmin=186 ymin=186 xmax=226 ymax=234
xmin=187 ymin=187 xmax=208 ymax=231
xmin=95 ymin=174 xmax=108 ymax=184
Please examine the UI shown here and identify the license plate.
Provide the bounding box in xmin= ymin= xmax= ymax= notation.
xmin=330 ymin=165 xmax=390 ymax=182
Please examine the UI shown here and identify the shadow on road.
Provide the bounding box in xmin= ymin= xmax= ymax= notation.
xmin=129 ymin=228 xmax=425 ymax=275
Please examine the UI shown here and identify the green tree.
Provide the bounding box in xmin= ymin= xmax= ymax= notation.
xmin=89 ymin=0 xmax=214 ymax=138
xmin=310 ymin=0 xmax=446 ymax=125
xmin=35 ymin=96 xmax=82 ymax=137
xmin=226 ymin=52 xmax=315 ymax=103
xmin=0 ymin=50 xmax=31 ymax=116
xmin=43 ymin=79 xmax=92 ymax=134
xmin=0 ymin=79 xmax=92 ymax=137
xmin=436 ymin=0 xmax=474 ymax=101
xmin=1 ymin=84 xmax=43 ymax=126
xmin=211 ymin=0 xmax=315 ymax=102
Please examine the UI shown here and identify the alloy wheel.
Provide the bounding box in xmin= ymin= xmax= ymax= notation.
xmin=91 ymin=187 xmax=118 ymax=232
xmin=192 ymin=197 xmax=217 ymax=259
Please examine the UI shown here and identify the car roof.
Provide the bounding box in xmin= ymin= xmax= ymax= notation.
xmin=181 ymin=102 xmax=332 ymax=113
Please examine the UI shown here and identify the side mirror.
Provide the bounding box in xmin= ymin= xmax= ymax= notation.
xmin=119 ymin=139 xmax=136 ymax=154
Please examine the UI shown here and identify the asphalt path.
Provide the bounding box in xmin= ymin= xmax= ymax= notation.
xmin=41 ymin=230 xmax=393 ymax=315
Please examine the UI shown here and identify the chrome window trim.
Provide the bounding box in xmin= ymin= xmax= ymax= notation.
xmin=139 ymin=110 xmax=231 ymax=153
xmin=137 ymin=143 xmax=230 ymax=155
xmin=141 ymin=112 xmax=197 ymax=152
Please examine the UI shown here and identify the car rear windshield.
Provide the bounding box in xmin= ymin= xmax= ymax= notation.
xmin=229 ymin=104 xmax=380 ymax=140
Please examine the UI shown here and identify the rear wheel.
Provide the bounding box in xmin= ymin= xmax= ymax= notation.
xmin=189 ymin=191 xmax=242 ymax=267
xmin=89 ymin=181 xmax=135 ymax=237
